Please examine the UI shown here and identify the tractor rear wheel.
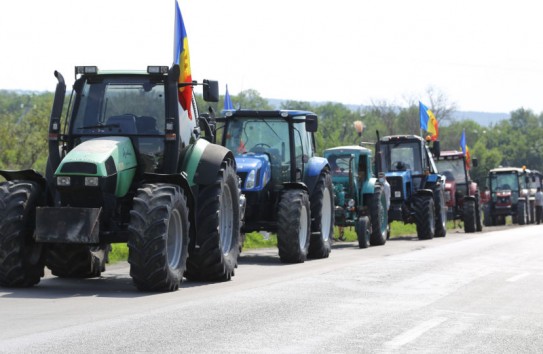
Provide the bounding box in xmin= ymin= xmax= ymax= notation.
xmin=370 ymin=185 xmax=387 ymax=246
xmin=308 ymin=172 xmax=334 ymax=259
xmin=128 ymin=183 xmax=189 ymax=292
xmin=434 ymin=188 xmax=447 ymax=237
xmin=46 ymin=243 xmax=110 ymax=278
xmin=357 ymin=216 xmax=370 ymax=249
xmin=277 ymin=189 xmax=311 ymax=263
xmin=413 ymin=195 xmax=435 ymax=240
xmin=464 ymin=199 xmax=477 ymax=233
xmin=0 ymin=181 xmax=44 ymax=287
xmin=475 ymin=197 xmax=483 ymax=231
xmin=185 ymin=160 xmax=241 ymax=281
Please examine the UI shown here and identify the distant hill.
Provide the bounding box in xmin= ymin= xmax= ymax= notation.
xmin=268 ymin=98 xmax=509 ymax=127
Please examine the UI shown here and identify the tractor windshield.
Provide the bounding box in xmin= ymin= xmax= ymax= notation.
xmin=225 ymin=118 xmax=288 ymax=158
xmin=69 ymin=77 xmax=167 ymax=173
xmin=436 ymin=158 xmax=465 ymax=182
xmin=490 ymin=173 xmax=519 ymax=192
xmin=71 ymin=78 xmax=166 ymax=135
xmin=380 ymin=141 xmax=423 ymax=173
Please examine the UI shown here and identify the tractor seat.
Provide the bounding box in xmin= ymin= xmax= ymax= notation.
xmin=106 ymin=114 xmax=137 ymax=134
xmin=137 ymin=116 xmax=160 ymax=134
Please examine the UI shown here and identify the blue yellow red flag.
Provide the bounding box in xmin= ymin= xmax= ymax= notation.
xmin=173 ymin=0 xmax=193 ymax=119
xmin=419 ymin=101 xmax=438 ymax=141
xmin=224 ymin=84 xmax=234 ymax=111
xmin=460 ymin=129 xmax=471 ymax=169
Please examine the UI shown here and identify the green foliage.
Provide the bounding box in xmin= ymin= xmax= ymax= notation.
xmin=109 ymin=243 xmax=129 ymax=264
xmin=241 ymin=232 xmax=277 ymax=249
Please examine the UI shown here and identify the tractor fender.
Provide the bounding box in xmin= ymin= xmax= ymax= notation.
xmin=416 ymin=188 xmax=434 ymax=197
xmin=304 ymin=157 xmax=329 ymax=195
xmin=362 ymin=177 xmax=377 ymax=195
xmin=283 ymin=181 xmax=308 ymax=192
xmin=0 ymin=169 xmax=47 ymax=191
xmin=181 ymin=139 xmax=235 ymax=187
xmin=141 ymin=171 xmax=195 ymax=212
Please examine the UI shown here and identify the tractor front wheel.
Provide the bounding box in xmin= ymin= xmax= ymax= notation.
xmin=0 ymin=181 xmax=44 ymax=287
xmin=413 ymin=195 xmax=435 ymax=240
xmin=277 ymin=189 xmax=311 ymax=263
xmin=308 ymin=172 xmax=334 ymax=259
xmin=464 ymin=199 xmax=477 ymax=233
xmin=356 ymin=216 xmax=371 ymax=249
xmin=185 ymin=160 xmax=241 ymax=281
xmin=370 ymin=185 xmax=388 ymax=246
xmin=128 ymin=183 xmax=189 ymax=292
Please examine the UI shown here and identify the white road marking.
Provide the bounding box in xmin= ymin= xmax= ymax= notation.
xmin=506 ymin=272 xmax=530 ymax=282
xmin=384 ymin=317 xmax=448 ymax=349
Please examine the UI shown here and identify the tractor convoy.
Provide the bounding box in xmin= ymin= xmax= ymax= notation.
xmin=0 ymin=64 xmax=538 ymax=292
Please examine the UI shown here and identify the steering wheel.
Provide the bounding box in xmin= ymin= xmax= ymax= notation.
xmin=393 ymin=161 xmax=405 ymax=170
xmin=251 ymin=143 xmax=271 ymax=154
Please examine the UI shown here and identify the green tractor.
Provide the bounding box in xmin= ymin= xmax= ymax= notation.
xmin=323 ymin=146 xmax=388 ymax=248
xmin=0 ymin=65 xmax=242 ymax=292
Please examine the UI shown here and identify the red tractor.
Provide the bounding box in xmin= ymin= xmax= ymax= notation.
xmin=434 ymin=150 xmax=482 ymax=233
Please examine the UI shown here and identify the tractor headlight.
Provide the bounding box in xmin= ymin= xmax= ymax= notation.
xmin=57 ymin=176 xmax=71 ymax=186
xmin=245 ymin=170 xmax=256 ymax=189
xmin=85 ymin=177 xmax=99 ymax=187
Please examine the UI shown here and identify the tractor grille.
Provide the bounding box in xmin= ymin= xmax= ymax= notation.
xmin=387 ymin=176 xmax=403 ymax=200
xmin=61 ymin=162 xmax=97 ymax=174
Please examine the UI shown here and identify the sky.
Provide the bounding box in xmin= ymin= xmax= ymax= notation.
xmin=1 ymin=0 xmax=542 ymax=114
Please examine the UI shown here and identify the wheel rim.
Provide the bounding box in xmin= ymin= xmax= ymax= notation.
xmin=321 ymin=187 xmax=332 ymax=241
xmin=167 ymin=209 xmax=183 ymax=269
xmin=219 ymin=184 xmax=234 ymax=256
xmin=298 ymin=205 xmax=309 ymax=251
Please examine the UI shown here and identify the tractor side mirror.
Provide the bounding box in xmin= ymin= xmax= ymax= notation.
xmin=305 ymin=114 xmax=318 ymax=132
xmin=431 ymin=140 xmax=440 ymax=158
xmin=203 ymin=80 xmax=219 ymax=102
xmin=472 ymin=157 xmax=478 ymax=168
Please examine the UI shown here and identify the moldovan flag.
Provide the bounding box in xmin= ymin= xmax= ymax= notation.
xmin=173 ymin=0 xmax=193 ymax=119
xmin=419 ymin=101 xmax=438 ymax=141
xmin=224 ymin=84 xmax=234 ymax=110
xmin=460 ymin=129 xmax=471 ymax=170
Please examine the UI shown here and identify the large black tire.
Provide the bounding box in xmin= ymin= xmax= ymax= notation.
xmin=518 ymin=200 xmax=527 ymax=225
xmin=46 ymin=243 xmax=110 ymax=278
xmin=277 ymin=189 xmax=311 ymax=263
xmin=356 ymin=216 xmax=370 ymax=249
xmin=475 ymin=197 xmax=483 ymax=232
xmin=370 ymin=185 xmax=387 ymax=246
xmin=185 ymin=160 xmax=241 ymax=281
xmin=463 ymin=199 xmax=477 ymax=233
xmin=308 ymin=172 xmax=334 ymax=259
xmin=434 ymin=188 xmax=447 ymax=237
xmin=128 ymin=183 xmax=189 ymax=292
xmin=413 ymin=195 xmax=435 ymax=240
xmin=0 ymin=181 xmax=44 ymax=287
xmin=483 ymin=204 xmax=493 ymax=226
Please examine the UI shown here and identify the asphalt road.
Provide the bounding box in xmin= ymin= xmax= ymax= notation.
xmin=1 ymin=224 xmax=543 ymax=353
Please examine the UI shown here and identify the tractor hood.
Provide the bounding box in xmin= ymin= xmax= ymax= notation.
xmin=234 ymin=154 xmax=271 ymax=191
xmin=56 ymin=137 xmax=137 ymax=176
xmin=55 ymin=137 xmax=137 ymax=197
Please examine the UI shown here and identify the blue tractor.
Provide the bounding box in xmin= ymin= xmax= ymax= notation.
xmin=375 ymin=135 xmax=447 ymax=239
xmin=216 ymin=110 xmax=334 ymax=263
